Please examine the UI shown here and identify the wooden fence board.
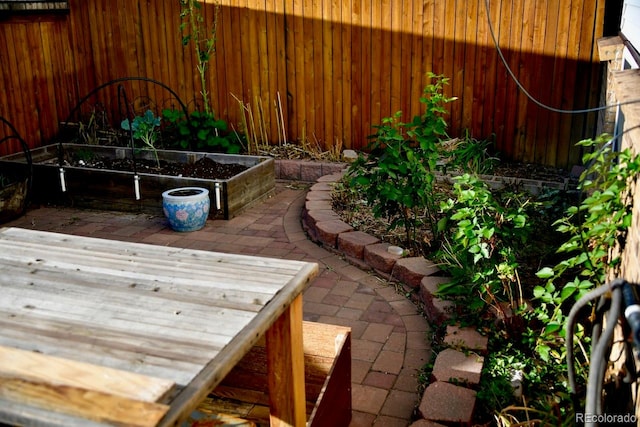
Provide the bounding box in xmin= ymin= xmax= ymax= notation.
xmin=349 ymin=1 xmax=362 ymax=146
xmin=461 ymin=0 xmax=477 ymax=132
xmin=322 ymin=0 xmax=334 ymax=148
xmin=391 ymin=0 xmax=401 ymax=115
xmin=441 ymin=1 xmax=455 ymax=124
xmin=476 ymin=0 xmax=495 ymax=140
xmin=305 ymin=0 xmax=317 ymax=141
xmin=526 ymin=0 xmax=550 ymax=165
xmin=556 ymin=0 xmax=584 ymax=166
xmin=513 ymin=0 xmax=535 ymax=163
xmin=340 ymin=0 xmax=352 ymax=150
xmin=370 ymin=1 xmax=382 ymax=130
xmin=545 ymin=0 xmax=571 ymax=167
xmin=12 ymin=25 xmax=33 ymax=142
xmin=313 ymin=0 xmax=325 ymax=146
xmin=287 ymin=0 xmax=301 ymax=139
xmin=399 ymin=0 xmax=414 ymax=120
xmin=451 ymin=0 xmax=466 ymax=132
xmin=496 ymin=0 xmax=512 ymax=158
xmin=0 ymin=0 xmax=607 ymax=168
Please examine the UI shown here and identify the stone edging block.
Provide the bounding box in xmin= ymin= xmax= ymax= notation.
xmin=275 ymin=159 xmax=347 ymax=182
xmin=391 ymin=257 xmax=440 ymax=289
xmin=315 ymin=220 xmax=354 ymax=248
xmin=431 ymin=348 xmax=484 ymax=386
xmin=420 ymin=275 xmax=455 ymax=323
xmin=337 ymin=230 xmax=380 ymax=260
xmin=363 ymin=243 xmax=401 ymax=274
xmin=418 ymin=381 xmax=476 ymax=425
xmin=443 ymin=325 xmax=489 ymax=355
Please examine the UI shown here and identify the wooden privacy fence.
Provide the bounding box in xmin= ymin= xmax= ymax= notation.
xmin=0 ymin=0 xmax=605 ymax=168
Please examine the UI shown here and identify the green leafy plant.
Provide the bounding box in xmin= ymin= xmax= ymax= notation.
xmin=482 ymin=134 xmax=640 ymax=425
xmin=179 ymin=0 xmax=220 ymax=115
xmin=480 ymin=338 xmax=577 ymax=426
xmin=346 ymin=72 xmax=456 ymax=249
xmin=162 ymin=109 xmax=242 ymax=154
xmin=442 ymin=130 xmax=500 ymax=175
xmin=533 ymin=134 xmax=640 ymax=362
xmin=121 ymin=110 xmax=161 ymax=167
xmin=435 ymin=174 xmax=532 ymax=312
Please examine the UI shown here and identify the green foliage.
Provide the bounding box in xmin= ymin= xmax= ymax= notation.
xmin=179 ymin=0 xmax=220 ymax=115
xmin=533 ymin=134 xmax=640 ymax=362
xmin=478 ymin=133 xmax=640 ymax=424
xmin=442 ymin=130 xmax=499 ymax=175
xmin=346 ymin=72 xmax=456 ymax=248
xmin=121 ymin=109 xmax=161 ymax=167
xmin=162 ymin=109 xmax=242 ymax=154
xmin=481 ymin=339 xmax=577 ymax=426
xmin=435 ymin=174 xmax=532 ymax=309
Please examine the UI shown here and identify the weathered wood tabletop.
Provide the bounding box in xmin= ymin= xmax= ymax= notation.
xmin=0 ymin=227 xmax=318 ymax=426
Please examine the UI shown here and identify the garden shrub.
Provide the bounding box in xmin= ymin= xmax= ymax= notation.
xmin=434 ymin=174 xmax=533 ymax=312
xmin=441 ymin=130 xmax=499 ymax=176
xmin=482 ymin=134 xmax=640 ymax=424
xmin=162 ymin=109 xmax=242 ymax=154
xmin=346 ymin=72 xmax=456 ymax=249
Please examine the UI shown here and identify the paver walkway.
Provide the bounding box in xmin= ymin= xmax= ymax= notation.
xmin=3 ymin=182 xmax=433 ymax=426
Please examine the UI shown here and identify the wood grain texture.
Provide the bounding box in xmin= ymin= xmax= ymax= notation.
xmin=0 ymin=345 xmax=175 ymax=403
xmin=266 ymin=295 xmax=306 ymax=427
xmin=0 ymin=377 xmax=170 ymax=427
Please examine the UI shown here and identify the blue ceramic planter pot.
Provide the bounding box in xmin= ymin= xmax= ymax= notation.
xmin=162 ymin=187 xmax=210 ymax=232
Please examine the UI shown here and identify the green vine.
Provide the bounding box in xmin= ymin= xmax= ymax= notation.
xmin=534 ymin=133 xmax=640 ymax=364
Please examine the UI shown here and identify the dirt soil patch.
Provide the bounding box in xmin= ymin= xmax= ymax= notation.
xmin=71 ymin=156 xmax=249 ymax=180
xmin=491 ymin=162 xmax=575 ymax=183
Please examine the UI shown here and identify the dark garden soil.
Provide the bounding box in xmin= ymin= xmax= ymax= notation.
xmin=491 ymin=162 xmax=575 ymax=183
xmin=72 ymin=156 xmax=249 ymax=180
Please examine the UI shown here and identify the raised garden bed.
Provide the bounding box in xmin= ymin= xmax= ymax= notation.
xmin=0 ymin=143 xmax=275 ymax=220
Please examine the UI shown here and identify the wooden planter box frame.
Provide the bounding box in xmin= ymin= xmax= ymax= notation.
xmin=0 ymin=143 xmax=275 ymax=220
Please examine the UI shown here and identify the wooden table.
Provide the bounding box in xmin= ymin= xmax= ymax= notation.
xmin=0 ymin=227 xmax=318 ymax=427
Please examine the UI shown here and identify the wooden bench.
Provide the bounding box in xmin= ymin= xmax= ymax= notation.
xmin=186 ymin=321 xmax=352 ymax=427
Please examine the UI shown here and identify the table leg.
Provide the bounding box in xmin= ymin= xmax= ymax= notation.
xmin=265 ymin=294 xmax=306 ymax=427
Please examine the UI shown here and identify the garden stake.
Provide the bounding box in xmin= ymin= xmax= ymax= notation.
xmin=59 ymin=167 xmax=66 ymax=192
xmin=134 ymin=175 xmax=140 ymax=200
xmin=214 ymin=182 xmax=221 ymax=210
